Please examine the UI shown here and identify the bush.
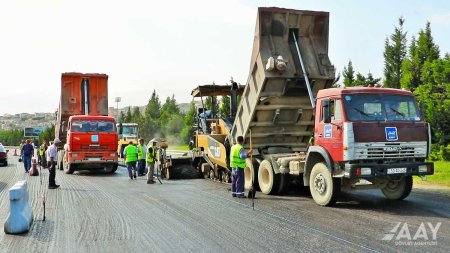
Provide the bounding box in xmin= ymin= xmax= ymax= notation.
xmin=429 ymin=144 xmax=450 ymax=161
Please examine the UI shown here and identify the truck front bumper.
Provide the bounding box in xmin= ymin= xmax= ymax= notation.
xmin=67 ymin=151 xmax=118 ymax=164
xmin=344 ymin=162 xmax=434 ymax=179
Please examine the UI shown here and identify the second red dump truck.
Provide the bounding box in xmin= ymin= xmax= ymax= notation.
xmin=55 ymin=73 xmax=118 ymax=174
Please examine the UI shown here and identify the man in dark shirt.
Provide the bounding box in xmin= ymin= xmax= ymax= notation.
xmin=21 ymin=139 xmax=34 ymax=173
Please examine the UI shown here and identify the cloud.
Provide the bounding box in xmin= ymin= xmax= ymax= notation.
xmin=429 ymin=12 xmax=450 ymax=25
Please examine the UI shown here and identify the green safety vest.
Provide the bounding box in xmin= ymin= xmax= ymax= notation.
xmin=146 ymin=146 xmax=156 ymax=163
xmin=39 ymin=144 xmax=45 ymax=155
xmin=124 ymin=145 xmax=138 ymax=163
xmin=137 ymin=145 xmax=144 ymax=159
xmin=230 ymin=144 xmax=246 ymax=168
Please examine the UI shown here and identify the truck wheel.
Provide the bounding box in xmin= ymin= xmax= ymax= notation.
xmin=64 ymin=159 xmax=75 ymax=174
xmin=309 ymin=162 xmax=340 ymax=206
xmin=245 ymin=158 xmax=259 ymax=190
xmin=258 ymin=160 xmax=280 ymax=195
xmin=278 ymin=174 xmax=289 ymax=194
xmin=105 ymin=164 xmax=118 ymax=174
xmin=381 ymin=176 xmax=413 ymax=200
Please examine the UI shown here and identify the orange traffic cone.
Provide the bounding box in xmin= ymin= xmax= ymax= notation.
xmin=30 ymin=158 xmax=39 ymax=176
xmin=13 ymin=149 xmax=18 ymax=156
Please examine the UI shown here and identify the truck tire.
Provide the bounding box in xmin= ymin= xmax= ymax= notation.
xmin=105 ymin=163 xmax=118 ymax=174
xmin=63 ymin=156 xmax=75 ymax=174
xmin=381 ymin=176 xmax=413 ymax=200
xmin=245 ymin=158 xmax=259 ymax=190
xmin=278 ymin=174 xmax=289 ymax=194
xmin=258 ymin=160 xmax=280 ymax=195
xmin=309 ymin=162 xmax=340 ymax=206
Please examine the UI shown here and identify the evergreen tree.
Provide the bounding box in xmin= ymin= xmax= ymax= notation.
xmin=125 ymin=107 xmax=132 ymax=123
xmin=131 ymin=106 xmax=142 ymax=123
xmin=181 ymin=102 xmax=197 ymax=143
xmin=141 ymin=90 xmax=161 ymax=140
xmin=401 ymin=22 xmax=440 ymax=91
xmin=219 ymin=96 xmax=230 ymax=118
xmin=384 ymin=17 xmax=407 ymax=88
xmin=342 ymin=60 xmax=355 ymax=87
xmin=119 ymin=111 xmax=126 ymax=123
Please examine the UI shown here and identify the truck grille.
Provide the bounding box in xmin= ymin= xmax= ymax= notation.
xmin=366 ymin=146 xmax=415 ymax=158
xmin=353 ymin=141 xmax=427 ymax=160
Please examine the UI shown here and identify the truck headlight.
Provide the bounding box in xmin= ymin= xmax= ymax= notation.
xmin=418 ymin=165 xmax=427 ymax=173
xmin=111 ymin=153 xmax=116 ymax=157
xmin=361 ymin=167 xmax=371 ymax=175
xmin=72 ymin=154 xmax=78 ymax=157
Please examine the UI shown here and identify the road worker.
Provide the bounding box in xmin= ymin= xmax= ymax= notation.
xmin=46 ymin=139 xmax=61 ymax=189
xmin=137 ymin=138 xmax=147 ymax=176
xmin=39 ymin=139 xmax=49 ymax=167
xmin=124 ymin=141 xmax=138 ymax=179
xmin=230 ymin=136 xmax=252 ymax=198
xmin=146 ymin=139 xmax=158 ymax=184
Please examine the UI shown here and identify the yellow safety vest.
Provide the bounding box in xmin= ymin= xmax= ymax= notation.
xmin=230 ymin=144 xmax=245 ymax=168
xmin=146 ymin=146 xmax=156 ymax=163
xmin=137 ymin=145 xmax=144 ymax=159
xmin=124 ymin=145 xmax=137 ymax=162
xmin=39 ymin=144 xmax=45 ymax=155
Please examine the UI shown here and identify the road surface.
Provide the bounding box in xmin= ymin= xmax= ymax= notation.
xmin=0 ymin=154 xmax=448 ymax=253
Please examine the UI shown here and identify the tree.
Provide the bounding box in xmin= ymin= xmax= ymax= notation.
xmin=141 ymin=90 xmax=161 ymax=140
xmin=125 ymin=107 xmax=132 ymax=123
xmin=414 ymin=58 xmax=450 ymax=147
xmin=343 ymin=60 xmax=355 ymax=87
xmin=205 ymin=96 xmax=219 ymax=118
xmin=384 ymin=17 xmax=407 ymax=88
xmin=401 ymin=36 xmax=421 ymax=90
xmin=118 ymin=111 xmax=126 ymax=123
xmin=353 ymin=73 xmax=366 ymax=86
xmin=181 ymin=102 xmax=197 ymax=143
xmin=159 ymin=95 xmax=181 ymax=136
xmin=219 ymin=96 xmax=230 ymax=118
xmin=131 ymin=106 xmax=142 ymax=123
xmin=39 ymin=124 xmax=55 ymax=143
xmin=366 ymin=73 xmax=382 ymax=85
xmin=401 ymin=22 xmax=440 ymax=91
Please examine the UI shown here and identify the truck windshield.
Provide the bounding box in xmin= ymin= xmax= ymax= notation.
xmin=121 ymin=126 xmax=138 ymax=136
xmin=343 ymin=94 xmax=421 ymax=122
xmin=71 ymin=120 xmax=116 ymax=133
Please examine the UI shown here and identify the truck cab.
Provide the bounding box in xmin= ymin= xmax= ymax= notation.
xmin=62 ymin=115 xmax=118 ymax=173
xmin=305 ymin=87 xmax=434 ymax=204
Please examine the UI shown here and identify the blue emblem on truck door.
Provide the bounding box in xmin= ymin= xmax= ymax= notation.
xmin=91 ymin=135 xmax=99 ymax=142
xmin=324 ymin=125 xmax=332 ymax=138
xmin=385 ymin=127 xmax=398 ymax=141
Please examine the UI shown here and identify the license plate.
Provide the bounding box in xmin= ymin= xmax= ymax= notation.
xmin=387 ymin=168 xmax=407 ymax=174
xmin=87 ymin=157 xmax=102 ymax=161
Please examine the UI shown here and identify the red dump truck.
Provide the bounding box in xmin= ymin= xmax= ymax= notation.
xmin=55 ymin=73 xmax=118 ymax=174
xmin=187 ymin=7 xmax=434 ymax=206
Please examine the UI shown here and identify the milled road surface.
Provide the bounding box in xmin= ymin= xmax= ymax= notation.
xmin=0 ymin=153 xmax=448 ymax=253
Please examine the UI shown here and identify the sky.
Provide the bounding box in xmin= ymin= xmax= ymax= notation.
xmin=1 ymin=0 xmax=449 ymax=115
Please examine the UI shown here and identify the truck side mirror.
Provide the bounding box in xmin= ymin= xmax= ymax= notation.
xmin=322 ymin=99 xmax=331 ymax=123
xmin=118 ymin=123 xmax=123 ymax=135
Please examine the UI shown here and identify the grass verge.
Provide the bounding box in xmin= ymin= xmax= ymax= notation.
xmin=414 ymin=161 xmax=449 ymax=187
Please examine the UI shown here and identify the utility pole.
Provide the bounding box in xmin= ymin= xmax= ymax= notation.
xmin=115 ymin=97 xmax=121 ymax=121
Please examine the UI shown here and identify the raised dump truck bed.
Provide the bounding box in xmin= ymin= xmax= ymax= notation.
xmin=231 ymin=7 xmax=335 ymax=151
